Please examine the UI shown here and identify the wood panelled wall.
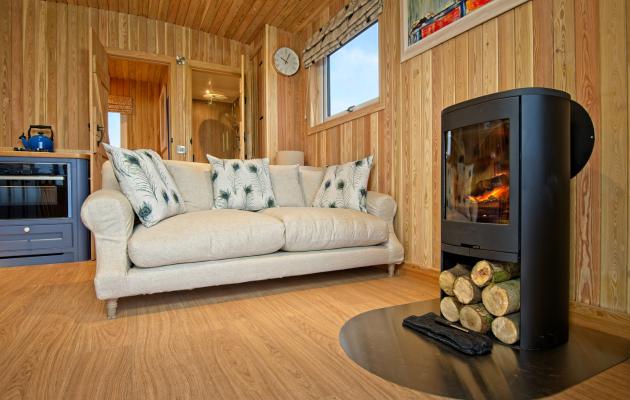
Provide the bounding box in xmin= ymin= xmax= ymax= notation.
xmin=289 ymin=0 xmax=630 ymax=314
xmin=109 ymin=77 xmax=166 ymax=153
xmin=396 ymin=0 xmax=630 ymax=313
xmin=250 ymin=25 xmax=303 ymax=164
xmin=295 ymin=0 xmax=398 ymax=195
xmin=0 ymin=0 xmax=248 ymax=158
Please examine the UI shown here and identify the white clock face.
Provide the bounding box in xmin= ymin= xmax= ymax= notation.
xmin=273 ymin=47 xmax=300 ymax=76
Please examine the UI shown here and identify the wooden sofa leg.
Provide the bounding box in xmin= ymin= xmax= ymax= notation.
xmin=388 ymin=264 xmax=397 ymax=277
xmin=106 ymin=299 xmax=118 ymax=319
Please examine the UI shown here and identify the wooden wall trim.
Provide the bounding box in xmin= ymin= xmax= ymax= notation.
xmin=263 ymin=24 xmax=278 ymax=163
xmin=188 ymin=59 xmax=241 ymax=76
xmin=400 ymin=0 xmax=529 ymax=62
xmin=570 ymin=302 xmax=630 ymax=340
xmin=106 ymin=48 xmax=173 ymax=65
xmin=307 ymin=103 xmax=384 ymax=135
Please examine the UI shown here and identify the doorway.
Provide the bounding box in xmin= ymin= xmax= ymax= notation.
xmin=190 ymin=68 xmax=243 ymax=162
xmin=107 ymin=57 xmax=170 ymax=158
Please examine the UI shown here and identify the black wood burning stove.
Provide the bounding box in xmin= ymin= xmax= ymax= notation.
xmin=441 ymin=88 xmax=594 ymax=350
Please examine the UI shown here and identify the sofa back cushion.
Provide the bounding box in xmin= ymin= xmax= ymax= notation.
xmin=102 ymin=160 xmax=120 ymax=191
xmin=299 ymin=166 xmax=325 ymax=206
xmin=269 ymin=165 xmax=306 ymax=207
xmin=102 ymin=159 xmax=214 ymax=212
xmin=163 ymin=160 xmax=214 ymax=212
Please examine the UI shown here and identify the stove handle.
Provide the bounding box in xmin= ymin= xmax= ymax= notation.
xmin=445 ymin=131 xmax=452 ymax=159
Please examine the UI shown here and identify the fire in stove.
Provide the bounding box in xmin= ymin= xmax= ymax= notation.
xmin=464 ymin=173 xmax=510 ymax=223
xmin=466 ymin=173 xmax=510 ymax=203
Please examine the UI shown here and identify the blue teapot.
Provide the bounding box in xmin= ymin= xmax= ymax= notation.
xmin=19 ymin=125 xmax=55 ymax=152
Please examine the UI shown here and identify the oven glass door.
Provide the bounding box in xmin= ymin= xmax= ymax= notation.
xmin=0 ymin=163 xmax=70 ymax=219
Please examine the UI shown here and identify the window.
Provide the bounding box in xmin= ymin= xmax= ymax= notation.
xmin=326 ymin=22 xmax=379 ymax=118
xmin=108 ymin=112 xmax=122 ymax=148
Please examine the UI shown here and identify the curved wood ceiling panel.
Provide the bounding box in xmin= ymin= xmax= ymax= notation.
xmin=51 ymin=0 xmax=335 ymax=43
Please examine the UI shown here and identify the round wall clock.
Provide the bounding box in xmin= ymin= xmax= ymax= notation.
xmin=273 ymin=47 xmax=300 ymax=76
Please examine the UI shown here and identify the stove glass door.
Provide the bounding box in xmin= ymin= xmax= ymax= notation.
xmin=444 ymin=119 xmax=510 ymax=224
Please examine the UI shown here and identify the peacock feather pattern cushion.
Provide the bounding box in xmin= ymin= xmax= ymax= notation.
xmin=207 ymin=155 xmax=277 ymax=211
xmin=312 ymin=155 xmax=373 ymax=212
xmin=104 ymin=144 xmax=185 ymax=227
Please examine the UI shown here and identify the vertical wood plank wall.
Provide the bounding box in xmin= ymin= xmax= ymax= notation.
xmin=251 ymin=25 xmax=302 ymax=164
xmin=109 ymin=78 xmax=165 ymax=153
xmin=0 ymin=0 xmax=248 ymax=159
xmin=295 ymin=0 xmax=398 ymax=195
xmin=291 ymin=0 xmax=630 ymax=314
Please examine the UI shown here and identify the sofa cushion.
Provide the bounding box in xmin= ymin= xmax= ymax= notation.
xmin=269 ymin=165 xmax=306 ymax=207
xmin=128 ymin=209 xmax=285 ymax=268
xmin=207 ymin=155 xmax=277 ymax=211
xmin=104 ymin=145 xmax=185 ymax=227
xmin=261 ymin=207 xmax=388 ymax=252
xmin=299 ymin=166 xmax=324 ymax=206
xmin=312 ymin=155 xmax=373 ymax=212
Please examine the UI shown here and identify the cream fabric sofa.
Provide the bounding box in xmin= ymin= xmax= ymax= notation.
xmin=81 ymin=160 xmax=404 ymax=318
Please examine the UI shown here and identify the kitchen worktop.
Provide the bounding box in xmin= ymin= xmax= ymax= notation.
xmin=0 ymin=150 xmax=90 ymax=160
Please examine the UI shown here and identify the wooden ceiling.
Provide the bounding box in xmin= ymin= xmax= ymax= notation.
xmin=108 ymin=57 xmax=169 ymax=84
xmin=52 ymin=0 xmax=334 ymax=44
xmin=191 ymin=70 xmax=240 ymax=102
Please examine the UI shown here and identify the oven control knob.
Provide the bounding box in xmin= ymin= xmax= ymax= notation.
xmin=23 ymin=226 xmax=30 ymax=233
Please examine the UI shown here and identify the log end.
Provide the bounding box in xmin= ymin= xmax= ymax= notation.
xmin=440 ymin=296 xmax=462 ymax=322
xmin=439 ymin=272 xmax=455 ymax=296
xmin=453 ymin=276 xmax=481 ymax=305
xmin=459 ymin=304 xmax=493 ymax=333
xmin=492 ymin=314 xmax=520 ymax=345
xmin=471 ymin=260 xmax=492 ymax=287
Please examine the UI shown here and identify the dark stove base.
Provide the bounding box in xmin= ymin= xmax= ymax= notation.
xmin=339 ymin=299 xmax=630 ymax=399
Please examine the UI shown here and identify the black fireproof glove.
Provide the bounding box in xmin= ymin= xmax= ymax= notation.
xmin=403 ymin=312 xmax=493 ymax=356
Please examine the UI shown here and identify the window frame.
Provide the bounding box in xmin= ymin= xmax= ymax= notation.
xmin=322 ymin=21 xmax=381 ymax=123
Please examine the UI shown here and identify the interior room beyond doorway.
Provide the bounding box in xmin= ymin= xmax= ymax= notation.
xmin=107 ymin=57 xmax=170 ymax=158
xmin=191 ymin=69 xmax=242 ymax=162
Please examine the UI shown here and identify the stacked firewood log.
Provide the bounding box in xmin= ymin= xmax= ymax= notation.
xmin=439 ymin=260 xmax=521 ymax=345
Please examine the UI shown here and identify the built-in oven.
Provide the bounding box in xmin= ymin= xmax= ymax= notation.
xmin=0 ymin=162 xmax=70 ymax=219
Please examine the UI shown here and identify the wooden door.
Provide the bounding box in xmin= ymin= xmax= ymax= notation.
xmin=88 ymin=29 xmax=110 ymax=192
xmin=239 ymin=55 xmax=246 ymax=159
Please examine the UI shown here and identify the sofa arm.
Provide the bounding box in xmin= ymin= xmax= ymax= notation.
xmin=366 ymin=191 xmax=397 ymax=223
xmin=80 ymin=190 xmax=134 ymax=299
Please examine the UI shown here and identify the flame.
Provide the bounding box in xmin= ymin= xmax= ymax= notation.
xmin=467 ymin=185 xmax=509 ymax=203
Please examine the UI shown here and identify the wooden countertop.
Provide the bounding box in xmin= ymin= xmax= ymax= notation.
xmin=0 ymin=150 xmax=91 ymax=160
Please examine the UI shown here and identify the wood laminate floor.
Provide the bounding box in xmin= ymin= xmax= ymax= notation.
xmin=0 ymin=262 xmax=628 ymax=399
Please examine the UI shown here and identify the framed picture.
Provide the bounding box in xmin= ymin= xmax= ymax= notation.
xmin=400 ymin=0 xmax=528 ymax=63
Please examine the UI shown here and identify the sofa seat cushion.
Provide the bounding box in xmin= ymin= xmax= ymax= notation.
xmin=129 ymin=209 xmax=285 ymax=268
xmin=261 ymin=207 xmax=388 ymax=252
